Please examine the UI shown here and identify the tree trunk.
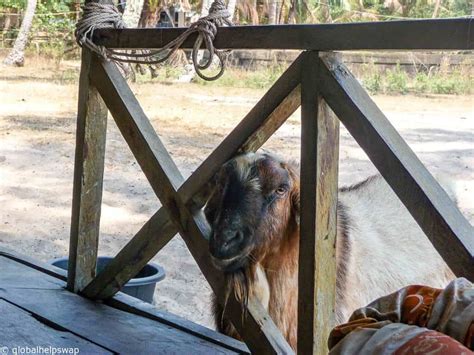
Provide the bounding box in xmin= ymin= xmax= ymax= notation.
xmin=277 ymin=0 xmax=285 ymax=23
xmin=288 ymin=0 xmax=300 ymax=24
xmin=122 ymin=0 xmax=145 ymax=27
xmin=250 ymin=0 xmax=259 ymax=24
xmin=431 ymin=0 xmax=441 ymax=18
xmin=399 ymin=0 xmax=415 ymax=17
xmin=299 ymin=0 xmax=309 ymax=21
xmin=3 ymin=9 xmax=12 ymax=32
xmin=227 ymin=0 xmax=238 ymax=21
xmin=3 ymin=0 xmax=37 ymax=66
xmin=319 ymin=0 xmax=332 ymax=22
xmin=138 ymin=0 xmax=160 ymax=28
xmin=74 ymin=0 xmax=81 ymax=20
xmin=268 ymin=0 xmax=278 ymax=23
xmin=288 ymin=0 xmax=297 ymax=23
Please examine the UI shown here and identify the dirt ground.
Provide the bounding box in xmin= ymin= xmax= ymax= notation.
xmin=0 ymin=58 xmax=473 ymax=329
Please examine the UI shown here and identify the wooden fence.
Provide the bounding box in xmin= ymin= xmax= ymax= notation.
xmin=227 ymin=50 xmax=474 ymax=73
xmin=68 ymin=18 xmax=474 ymax=354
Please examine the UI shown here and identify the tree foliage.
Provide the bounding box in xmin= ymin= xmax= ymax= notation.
xmin=0 ymin=0 xmax=471 ymax=52
xmin=0 ymin=0 xmax=26 ymax=10
xmin=33 ymin=0 xmax=75 ymax=32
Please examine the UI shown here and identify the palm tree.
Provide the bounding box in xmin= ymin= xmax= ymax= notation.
xmin=3 ymin=0 xmax=38 ymax=66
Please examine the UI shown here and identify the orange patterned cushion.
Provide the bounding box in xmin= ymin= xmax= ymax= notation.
xmin=328 ymin=278 xmax=474 ymax=354
xmin=394 ymin=330 xmax=472 ymax=355
xmin=401 ymin=285 xmax=442 ymax=327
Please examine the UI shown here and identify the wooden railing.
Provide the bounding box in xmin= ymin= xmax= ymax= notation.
xmin=68 ymin=18 xmax=474 ymax=355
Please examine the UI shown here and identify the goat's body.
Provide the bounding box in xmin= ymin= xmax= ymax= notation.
xmin=213 ymin=174 xmax=454 ymax=349
xmin=335 ymin=175 xmax=453 ymax=322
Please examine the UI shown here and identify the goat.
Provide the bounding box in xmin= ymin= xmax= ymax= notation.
xmin=204 ymin=152 xmax=454 ymax=350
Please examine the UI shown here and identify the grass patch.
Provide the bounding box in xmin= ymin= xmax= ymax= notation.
xmin=144 ymin=61 xmax=471 ymax=95
xmin=193 ymin=65 xmax=287 ymax=89
xmin=134 ymin=64 xmax=287 ymax=90
xmin=15 ymin=51 xmax=469 ymax=95
xmin=361 ymin=62 xmax=472 ymax=95
xmin=52 ymin=68 xmax=80 ymax=85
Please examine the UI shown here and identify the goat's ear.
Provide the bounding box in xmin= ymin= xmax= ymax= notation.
xmin=291 ymin=187 xmax=300 ymax=226
xmin=195 ymin=172 xmax=219 ymax=210
xmin=282 ymin=161 xmax=300 ymax=226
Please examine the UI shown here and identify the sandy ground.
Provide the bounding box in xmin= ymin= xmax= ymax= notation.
xmin=0 ymin=59 xmax=473 ymax=330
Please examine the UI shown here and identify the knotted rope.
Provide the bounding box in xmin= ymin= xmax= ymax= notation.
xmin=75 ymin=0 xmax=232 ymax=80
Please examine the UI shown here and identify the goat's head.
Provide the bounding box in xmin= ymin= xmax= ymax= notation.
xmin=205 ymin=152 xmax=300 ymax=274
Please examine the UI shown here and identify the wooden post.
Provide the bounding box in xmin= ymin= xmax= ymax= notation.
xmin=298 ymin=51 xmax=339 ymax=354
xmin=68 ymin=49 xmax=108 ymax=292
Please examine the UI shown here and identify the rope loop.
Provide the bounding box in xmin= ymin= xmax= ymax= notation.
xmin=75 ymin=0 xmax=232 ymax=81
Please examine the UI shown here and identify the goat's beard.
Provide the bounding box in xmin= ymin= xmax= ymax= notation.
xmin=221 ymin=264 xmax=256 ymax=327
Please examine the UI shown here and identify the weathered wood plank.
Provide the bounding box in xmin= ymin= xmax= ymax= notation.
xmin=0 ymin=255 xmax=70 ymax=290
xmin=68 ymin=49 xmax=108 ymax=293
xmin=0 ymin=299 xmax=112 ymax=354
xmin=83 ymin=54 xmax=303 ymax=300
xmin=0 ymin=253 xmax=248 ymax=351
xmin=298 ymin=51 xmax=339 ymax=355
xmin=0 ymin=245 xmax=67 ymax=282
xmin=318 ymin=54 xmax=474 ymax=279
xmin=86 ymin=58 xmax=293 ymax=354
xmin=0 ymin=258 xmax=240 ymax=355
xmin=95 ymin=19 xmax=473 ymax=50
xmin=107 ymin=292 xmax=250 ymax=354
xmin=3 ymin=290 xmax=239 ymax=354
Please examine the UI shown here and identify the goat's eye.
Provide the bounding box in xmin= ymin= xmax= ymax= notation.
xmin=275 ymin=185 xmax=288 ymax=196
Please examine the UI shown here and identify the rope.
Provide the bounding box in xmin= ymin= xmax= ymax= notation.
xmin=75 ymin=1 xmax=232 ymax=81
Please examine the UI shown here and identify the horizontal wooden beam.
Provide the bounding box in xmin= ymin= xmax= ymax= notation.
xmin=318 ymin=54 xmax=474 ymax=279
xmin=86 ymin=57 xmax=293 ymax=354
xmin=95 ymin=19 xmax=473 ymax=50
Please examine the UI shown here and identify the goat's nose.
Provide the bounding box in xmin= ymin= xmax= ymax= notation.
xmin=211 ymin=229 xmax=244 ymax=259
xmin=223 ymin=229 xmax=243 ymax=247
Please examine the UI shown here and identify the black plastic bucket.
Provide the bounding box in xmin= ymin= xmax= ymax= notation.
xmin=50 ymin=256 xmax=165 ymax=304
